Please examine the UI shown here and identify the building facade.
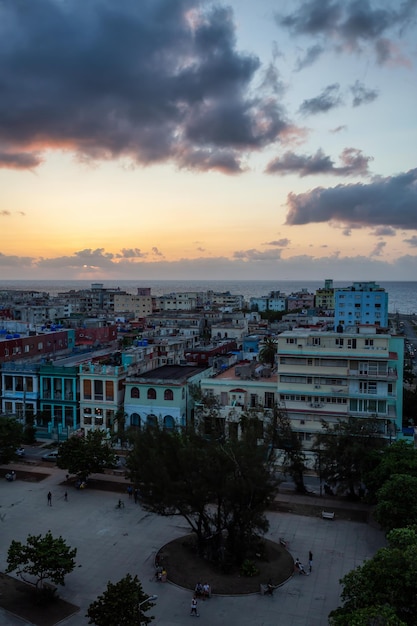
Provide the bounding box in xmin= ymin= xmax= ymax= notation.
xmin=276 ymin=327 xmax=404 ymax=454
xmin=334 ymin=282 xmax=388 ymax=330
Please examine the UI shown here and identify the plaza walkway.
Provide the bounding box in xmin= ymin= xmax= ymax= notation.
xmin=0 ymin=463 xmax=385 ymax=626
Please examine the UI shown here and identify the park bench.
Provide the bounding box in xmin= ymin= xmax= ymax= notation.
xmin=322 ymin=511 xmax=335 ymax=520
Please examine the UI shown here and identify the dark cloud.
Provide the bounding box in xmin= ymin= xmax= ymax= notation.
xmin=330 ymin=125 xmax=347 ymax=133
xmin=372 ymin=226 xmax=396 ymax=236
xmin=116 ymin=248 xmax=146 ymax=259
xmin=0 ymin=151 xmax=43 ymax=170
xmin=0 ymin=210 xmax=26 ymax=217
xmin=263 ymin=239 xmax=290 ymax=247
xmin=278 ymin=0 xmax=417 ymax=64
xmin=285 ymin=168 xmax=417 ymax=228
xmin=370 ymin=240 xmax=386 ymax=257
xmin=37 ymin=248 xmax=115 ymax=269
xmin=0 ymin=253 xmax=34 ymax=267
xmin=151 ymin=247 xmax=164 ymax=257
xmin=403 ymin=235 xmax=417 ymax=247
xmin=233 ymin=248 xmax=283 ymax=261
xmin=266 ymin=147 xmax=372 ymax=177
xmin=298 ymin=84 xmax=343 ymax=115
xmin=0 ymin=0 xmax=290 ymax=174
xmin=350 ymin=80 xmax=378 ymax=107
xmin=295 ymin=44 xmax=324 ymax=71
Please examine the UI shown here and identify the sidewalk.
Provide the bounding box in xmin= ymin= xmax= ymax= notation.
xmin=0 ymin=464 xmax=385 ymax=626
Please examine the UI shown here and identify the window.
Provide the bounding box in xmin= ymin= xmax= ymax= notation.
xmin=164 ymin=389 xmax=174 ymax=401
xmin=105 ymin=380 xmax=114 ymax=401
xmin=264 ymin=392 xmax=275 ymax=408
xmin=164 ymin=415 xmax=175 ymax=430
xmin=131 ymin=387 xmax=140 ymax=399
xmin=147 ymin=388 xmax=156 ymax=400
xmin=83 ymin=379 xmax=92 ymax=399
xmin=94 ymin=379 xmax=103 ymax=400
xmin=131 ymin=413 xmax=141 ymax=428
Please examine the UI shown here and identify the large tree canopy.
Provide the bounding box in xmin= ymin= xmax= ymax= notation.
xmin=0 ymin=416 xmax=24 ymax=464
xmin=375 ymin=474 xmax=417 ymax=533
xmin=57 ymin=430 xmax=117 ymax=480
xmin=86 ymin=574 xmax=155 ymax=626
xmin=364 ymin=440 xmax=417 ymax=501
xmin=127 ymin=425 xmax=278 ymax=565
xmin=6 ymin=531 xmax=77 ymax=594
xmin=314 ymin=417 xmax=385 ymax=498
xmin=330 ymin=527 xmax=417 ymax=626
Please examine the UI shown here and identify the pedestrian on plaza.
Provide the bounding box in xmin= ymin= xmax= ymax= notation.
xmin=64 ymin=491 xmax=68 ymax=502
xmin=190 ymin=595 xmax=199 ymax=616
xmin=134 ymin=488 xmax=139 ymax=504
xmin=127 ymin=485 xmax=133 ymax=499
xmin=308 ymin=551 xmax=313 ymax=572
xmin=47 ymin=491 xmax=52 ymax=506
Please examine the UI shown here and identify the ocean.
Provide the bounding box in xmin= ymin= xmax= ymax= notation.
xmin=0 ymin=279 xmax=416 ymax=314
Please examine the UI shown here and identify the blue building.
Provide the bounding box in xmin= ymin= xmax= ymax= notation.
xmin=334 ymin=282 xmax=388 ymax=331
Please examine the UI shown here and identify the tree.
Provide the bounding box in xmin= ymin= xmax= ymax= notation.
xmin=6 ymin=531 xmax=77 ymax=596
xmin=57 ymin=430 xmax=117 ymax=480
xmin=330 ymin=605 xmax=406 ymax=626
xmin=313 ymin=417 xmax=385 ymax=498
xmin=86 ymin=574 xmax=155 ymax=625
xmin=364 ymin=440 xmax=417 ymax=501
xmin=266 ymin=403 xmax=308 ymax=493
xmin=126 ymin=425 xmax=278 ymax=566
xmin=375 ymin=474 xmax=417 ymax=532
xmin=330 ymin=527 xmax=417 ymax=625
xmin=258 ymin=337 xmax=277 ymax=368
xmin=0 ymin=416 xmax=24 ymax=464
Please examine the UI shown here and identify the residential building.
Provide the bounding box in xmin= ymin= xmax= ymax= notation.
xmin=124 ymin=364 xmax=209 ymax=430
xmin=315 ymin=279 xmax=335 ymax=311
xmin=114 ymin=288 xmax=153 ymax=318
xmin=276 ymin=327 xmax=404 ymax=457
xmin=250 ymin=291 xmax=287 ymax=312
xmin=334 ymin=281 xmax=388 ymax=330
xmin=78 ymin=362 xmax=128 ymax=435
xmin=286 ymin=289 xmax=315 ymax=311
xmin=38 ymin=363 xmax=80 ymax=437
xmin=1 ymin=362 xmax=40 ymax=420
xmin=198 ymin=361 xmax=277 ymax=440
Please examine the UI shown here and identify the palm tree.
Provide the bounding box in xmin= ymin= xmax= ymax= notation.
xmin=259 ymin=337 xmax=277 ymax=368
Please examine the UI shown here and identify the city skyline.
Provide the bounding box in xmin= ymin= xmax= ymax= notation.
xmin=1 ymin=0 xmax=416 ymax=281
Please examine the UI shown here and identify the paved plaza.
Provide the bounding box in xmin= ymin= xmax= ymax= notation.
xmin=0 ymin=465 xmax=385 ymax=626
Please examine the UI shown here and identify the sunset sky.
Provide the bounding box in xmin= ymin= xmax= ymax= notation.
xmin=1 ymin=0 xmax=416 ymax=281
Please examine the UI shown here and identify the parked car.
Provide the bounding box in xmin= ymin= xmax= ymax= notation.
xmin=42 ymin=450 xmax=59 ymax=461
xmin=15 ymin=447 xmax=25 ymax=457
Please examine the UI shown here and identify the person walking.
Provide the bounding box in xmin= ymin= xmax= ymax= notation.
xmin=64 ymin=491 xmax=68 ymax=502
xmin=308 ymin=550 xmax=313 ymax=572
xmin=47 ymin=491 xmax=52 ymax=506
xmin=190 ymin=595 xmax=199 ymax=616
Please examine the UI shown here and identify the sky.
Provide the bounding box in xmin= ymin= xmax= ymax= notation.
xmin=0 ymin=0 xmax=417 ymax=281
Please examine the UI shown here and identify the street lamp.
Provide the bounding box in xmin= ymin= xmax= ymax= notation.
xmin=139 ymin=595 xmax=157 ymax=626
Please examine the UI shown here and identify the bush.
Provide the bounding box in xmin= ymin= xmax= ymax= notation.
xmin=240 ymin=559 xmax=259 ymax=577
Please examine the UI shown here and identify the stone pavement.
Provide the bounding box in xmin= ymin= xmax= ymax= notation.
xmin=0 ymin=464 xmax=385 ymax=626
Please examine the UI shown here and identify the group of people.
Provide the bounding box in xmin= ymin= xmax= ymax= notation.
xmin=295 ymin=552 xmax=313 ymax=575
xmin=194 ymin=581 xmax=211 ymax=600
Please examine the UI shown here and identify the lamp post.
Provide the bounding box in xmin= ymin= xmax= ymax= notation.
xmin=139 ymin=595 xmax=157 ymax=625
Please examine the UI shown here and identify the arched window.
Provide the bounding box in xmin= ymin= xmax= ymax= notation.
xmin=147 ymin=388 xmax=156 ymax=400
xmin=131 ymin=387 xmax=140 ymax=399
xmin=147 ymin=414 xmax=157 ymax=427
xmin=164 ymin=389 xmax=173 ymax=401
xmin=164 ymin=415 xmax=175 ymax=430
xmin=131 ymin=413 xmax=141 ymax=428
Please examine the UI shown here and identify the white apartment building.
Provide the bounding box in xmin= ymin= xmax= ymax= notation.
xmin=277 ymin=327 xmax=404 ymax=453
